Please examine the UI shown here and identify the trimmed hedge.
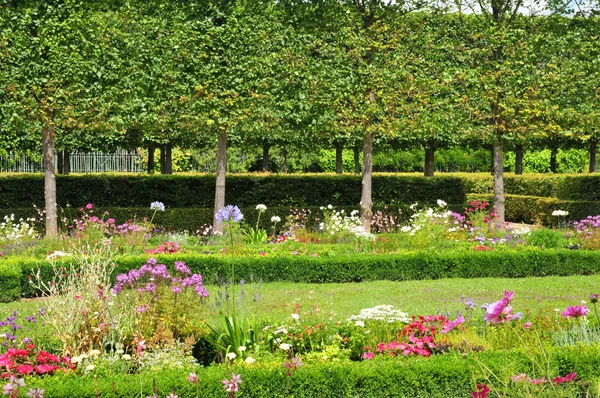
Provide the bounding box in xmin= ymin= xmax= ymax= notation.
xmin=0 ymin=173 xmax=468 ymax=208
xmin=4 ymin=249 xmax=600 ymax=301
xmin=24 ymin=347 xmax=600 ymax=397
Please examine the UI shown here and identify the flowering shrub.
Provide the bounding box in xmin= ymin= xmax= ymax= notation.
xmin=145 ymin=241 xmax=182 ymax=255
xmin=0 ymin=346 xmax=74 ymax=377
xmin=113 ymin=259 xmax=208 ymax=340
xmin=0 ymin=215 xmax=38 ymax=255
xmin=317 ymin=205 xmax=373 ymax=241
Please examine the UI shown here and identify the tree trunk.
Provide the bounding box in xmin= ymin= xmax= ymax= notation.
xmin=490 ymin=147 xmax=495 ymax=175
xmin=550 ymin=147 xmax=558 ymax=173
xmin=424 ymin=141 xmax=435 ymax=177
xmin=493 ymin=138 xmax=505 ymax=224
xmin=281 ymin=148 xmax=288 ymax=174
xmin=42 ymin=124 xmax=58 ymax=237
xmin=164 ymin=144 xmax=173 ymax=174
xmin=159 ymin=145 xmax=166 ymax=174
xmin=214 ymin=130 xmax=227 ymax=233
xmin=515 ymin=144 xmax=523 ymax=175
xmin=148 ymin=144 xmax=156 ymax=173
xmin=63 ymin=151 xmax=70 ymax=175
xmin=262 ymin=142 xmax=270 ymax=172
xmin=353 ymin=146 xmax=361 ymax=174
xmin=590 ymin=140 xmax=597 ymax=173
xmin=335 ymin=141 xmax=343 ymax=174
xmin=57 ymin=150 xmax=64 ymax=175
xmin=360 ymin=133 xmax=375 ymax=232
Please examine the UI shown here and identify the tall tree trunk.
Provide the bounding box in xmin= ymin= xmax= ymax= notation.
xmin=360 ymin=133 xmax=375 ymax=232
xmin=148 ymin=144 xmax=156 ymax=173
xmin=353 ymin=146 xmax=361 ymax=174
xmin=63 ymin=151 xmax=70 ymax=175
xmin=515 ymin=144 xmax=523 ymax=175
xmin=335 ymin=141 xmax=343 ymax=174
xmin=214 ymin=130 xmax=227 ymax=233
xmin=42 ymin=124 xmax=58 ymax=237
xmin=57 ymin=150 xmax=64 ymax=175
xmin=159 ymin=145 xmax=166 ymax=174
xmin=490 ymin=147 xmax=495 ymax=175
xmin=424 ymin=141 xmax=435 ymax=177
xmin=590 ymin=140 xmax=597 ymax=173
xmin=550 ymin=147 xmax=558 ymax=173
xmin=164 ymin=144 xmax=173 ymax=174
xmin=493 ymin=138 xmax=505 ymax=224
xmin=262 ymin=142 xmax=270 ymax=172
xmin=281 ymin=148 xmax=287 ymax=174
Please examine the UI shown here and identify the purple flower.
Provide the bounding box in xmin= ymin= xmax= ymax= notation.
xmin=522 ymin=322 xmax=532 ymax=329
xmin=441 ymin=316 xmax=465 ymax=334
xmin=590 ymin=294 xmax=598 ymax=304
xmin=215 ymin=206 xmax=244 ymax=223
xmin=174 ymin=261 xmax=191 ymax=275
xmin=562 ymin=305 xmax=589 ymax=318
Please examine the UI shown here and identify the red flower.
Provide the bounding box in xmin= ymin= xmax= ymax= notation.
xmin=0 ymin=354 xmax=14 ymax=368
xmin=6 ymin=349 xmax=30 ymax=358
xmin=16 ymin=364 xmax=34 ymax=374
xmin=36 ymin=364 xmax=59 ymax=374
xmin=552 ymin=373 xmax=577 ymax=384
xmin=36 ymin=351 xmax=60 ymax=364
xmin=471 ymin=383 xmax=490 ymax=398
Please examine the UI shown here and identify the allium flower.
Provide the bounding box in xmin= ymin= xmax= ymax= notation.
xmin=471 ymin=383 xmax=490 ymax=398
xmin=215 ymin=205 xmax=244 ymax=223
xmin=441 ymin=316 xmax=464 ymax=334
xmin=562 ymin=305 xmax=589 ymax=318
xmin=255 ymin=204 xmax=267 ymax=212
xmin=485 ymin=291 xmax=516 ymax=324
xmin=150 ymin=201 xmax=165 ymax=212
xmin=271 ymin=216 xmax=281 ymax=223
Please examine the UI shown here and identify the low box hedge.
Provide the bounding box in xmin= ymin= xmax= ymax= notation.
xmin=25 ymin=347 xmax=600 ymax=397
xmin=4 ymin=249 xmax=600 ymax=302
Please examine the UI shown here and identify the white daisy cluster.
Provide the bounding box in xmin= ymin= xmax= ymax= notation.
xmin=348 ymin=305 xmax=410 ymax=323
xmin=0 ymin=214 xmax=38 ymax=244
xmin=401 ymin=201 xmax=453 ymax=236
xmin=318 ymin=206 xmax=370 ymax=238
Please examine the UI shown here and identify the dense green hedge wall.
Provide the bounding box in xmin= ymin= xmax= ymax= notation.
xmin=23 ymin=348 xmax=600 ymax=397
xmin=0 ymin=173 xmax=468 ymax=208
xmin=4 ymin=249 xmax=600 ymax=301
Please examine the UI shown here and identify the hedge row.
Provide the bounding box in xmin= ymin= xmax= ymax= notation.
xmin=4 ymin=249 xmax=600 ymax=302
xmin=0 ymin=173 xmax=468 ymax=208
xmin=24 ymin=348 xmax=600 ymax=397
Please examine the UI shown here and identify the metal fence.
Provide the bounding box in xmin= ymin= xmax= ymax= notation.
xmin=0 ymin=150 xmax=145 ymax=173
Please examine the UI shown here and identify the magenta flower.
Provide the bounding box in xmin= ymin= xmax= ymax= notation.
xmin=522 ymin=322 xmax=532 ymax=330
xmin=362 ymin=352 xmax=374 ymax=360
xmin=552 ymin=372 xmax=577 ymax=384
xmin=485 ymin=291 xmax=516 ymax=324
xmin=187 ymin=372 xmax=198 ymax=385
xmin=471 ymin=383 xmax=490 ymax=398
xmin=590 ymin=294 xmax=598 ymax=304
xmin=441 ymin=316 xmax=465 ymax=334
xmin=562 ymin=306 xmax=589 ymax=318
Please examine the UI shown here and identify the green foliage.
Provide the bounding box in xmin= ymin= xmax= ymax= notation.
xmin=524 ymin=229 xmax=571 ymax=249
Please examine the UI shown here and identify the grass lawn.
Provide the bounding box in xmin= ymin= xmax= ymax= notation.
xmin=3 ymin=274 xmax=598 ymax=324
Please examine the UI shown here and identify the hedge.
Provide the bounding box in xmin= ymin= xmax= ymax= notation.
xmin=0 ymin=173 xmax=468 ymax=209
xmin=24 ymin=348 xmax=600 ymax=397
xmin=4 ymin=249 xmax=600 ymax=302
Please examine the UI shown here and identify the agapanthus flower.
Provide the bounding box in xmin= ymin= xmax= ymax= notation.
xmin=150 ymin=201 xmax=165 ymax=212
xmin=562 ymin=305 xmax=589 ymax=318
xmin=255 ymin=204 xmax=267 ymax=212
xmin=215 ymin=205 xmax=244 ymax=223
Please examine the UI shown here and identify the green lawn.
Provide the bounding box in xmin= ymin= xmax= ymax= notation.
xmin=4 ymin=274 xmax=598 ymax=323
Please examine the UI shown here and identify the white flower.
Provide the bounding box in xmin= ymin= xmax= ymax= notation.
xmin=122 ymin=354 xmax=131 ymax=360
xmin=226 ymin=352 xmax=237 ymax=360
xmin=80 ymin=354 xmax=89 ymax=359
xmin=400 ymin=226 xmax=412 ymax=233
xmin=437 ymin=199 xmax=447 ymax=207
xmin=245 ymin=357 xmax=256 ymax=364
xmin=354 ymin=320 xmax=365 ymax=327
xmin=256 ymin=204 xmax=267 ymax=212
xmin=291 ymin=313 xmax=300 ymax=321
xmin=552 ymin=210 xmax=569 ymax=217
xmin=279 ymin=343 xmax=291 ymax=351
xmin=409 ymin=202 xmax=419 ymax=210
xmin=89 ymin=350 xmax=101 ymax=357
xmin=85 ymin=365 xmax=95 ymax=371
xmin=582 ymin=300 xmax=587 ymax=305
xmin=150 ymin=201 xmax=165 ymax=212
xmin=327 ymin=204 xmax=333 ymax=209
xmin=71 ymin=356 xmax=82 ymax=364
xmin=271 ymin=216 xmax=281 ymax=223
xmin=238 ymin=346 xmax=247 ymax=352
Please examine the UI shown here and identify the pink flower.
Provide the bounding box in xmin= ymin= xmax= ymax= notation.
xmin=485 ymin=291 xmax=516 ymax=324
xmin=362 ymin=352 xmax=374 ymax=360
xmin=15 ymin=365 xmax=34 ymax=374
xmin=86 ymin=204 xmax=93 ymax=210
xmin=441 ymin=316 xmax=464 ymax=334
xmin=222 ymin=373 xmax=242 ymax=393
xmin=471 ymin=383 xmax=490 ymax=398
xmin=562 ymin=306 xmax=589 ymax=318
xmin=522 ymin=322 xmax=532 ymax=330
xmin=187 ymin=372 xmax=198 ymax=385
xmin=552 ymin=373 xmax=577 ymax=384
